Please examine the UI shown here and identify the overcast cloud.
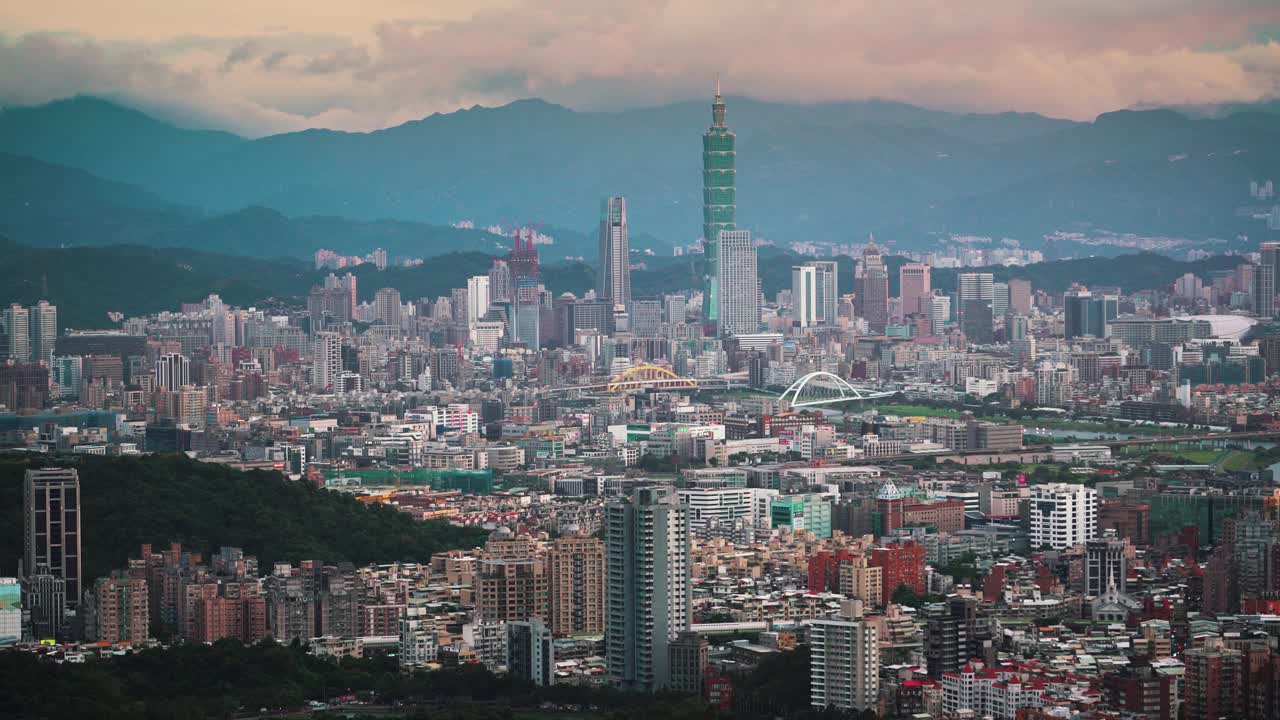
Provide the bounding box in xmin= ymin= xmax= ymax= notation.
xmin=1 ymin=0 xmax=1278 ymax=136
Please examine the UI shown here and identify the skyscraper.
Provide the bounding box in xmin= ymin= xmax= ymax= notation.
xmin=155 ymin=352 xmax=191 ymax=391
xmin=3 ymin=304 xmax=30 ymax=364
xmin=899 ymin=263 xmax=932 ymax=317
xmin=312 ymin=332 xmax=342 ymax=391
xmin=792 ymin=265 xmax=818 ymax=329
xmin=715 ymin=230 xmax=759 ymax=336
xmin=598 ymin=196 xmax=631 ymax=307
xmin=28 ymin=300 xmax=57 ymax=365
xmin=24 ymin=468 xmax=82 ymax=611
xmin=702 ymin=79 xmax=736 ymax=329
xmin=857 ymin=240 xmax=889 ymax=333
xmin=509 ymin=228 xmax=541 ymax=347
xmin=488 ymin=260 xmax=512 ymax=304
xmin=547 ymin=536 xmax=604 ymax=636
xmin=467 ymin=275 xmax=491 ymax=327
xmin=1064 ymin=288 xmax=1117 ymax=339
xmin=606 ymin=486 xmax=692 ymax=691
xmin=1255 ymin=242 xmax=1280 ymax=317
xmin=374 ymin=287 xmax=403 ymax=328
xmin=809 ymin=261 xmax=839 ymax=325
xmin=1008 ymin=278 xmax=1033 ymax=315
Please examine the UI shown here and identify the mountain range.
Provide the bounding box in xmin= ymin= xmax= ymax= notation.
xmin=4 ymin=96 xmax=1280 ymax=252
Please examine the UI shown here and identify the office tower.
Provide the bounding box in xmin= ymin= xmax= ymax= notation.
xmin=1085 ymin=538 xmax=1128 ymax=596
xmin=507 ymin=618 xmax=555 ymax=687
xmin=668 ymin=631 xmax=709 ymax=695
xmin=28 ymin=300 xmax=56 ymax=365
xmin=0 ymin=363 xmax=51 ymax=411
xmin=3 ymin=304 xmax=30 ymax=363
xmin=1008 ymin=279 xmax=1032 ymax=315
xmin=24 ymin=567 xmax=67 ymax=640
xmin=715 ymin=230 xmax=759 ymax=336
xmin=547 ymin=536 xmax=604 ymax=636
xmin=810 ymin=600 xmax=880 ymax=712
xmin=467 ymin=275 xmax=491 ymax=327
xmin=598 ymin=197 xmax=631 ymax=306
xmin=630 ymin=300 xmax=663 ymax=337
xmin=89 ymin=572 xmax=149 ymax=644
xmin=373 ymin=287 xmax=403 ymax=327
xmin=806 ymin=261 xmax=838 ymax=324
xmin=24 ymin=468 xmax=82 ymax=611
xmin=372 ymin=247 xmax=388 ymax=270
xmin=857 ymin=240 xmax=890 ymax=333
xmin=791 ymin=265 xmax=817 ymax=329
xmin=0 ymin=578 xmax=19 ymax=646
xmin=1183 ymin=637 xmax=1242 ymax=720
xmin=606 ymin=486 xmax=692 ymax=691
xmin=664 ymin=294 xmax=687 ymax=324
xmin=1064 ymin=288 xmax=1117 ymax=339
xmin=307 ymin=284 xmax=352 ymax=334
xmin=488 ymin=260 xmax=512 ymax=304
xmin=957 ymin=273 xmax=994 ymax=307
xmin=1255 ymin=242 xmax=1280 ymax=317
xmin=961 ymin=299 xmax=994 ymax=344
xmin=991 ymin=282 xmax=1010 ymax=318
xmin=924 ymin=595 xmax=993 ymax=679
xmin=1029 ymin=483 xmax=1097 ymax=549
xmin=155 ymin=352 xmax=190 ymax=391
xmin=929 ymin=294 xmax=952 ymax=335
xmin=899 ymin=263 xmax=932 ymax=316
xmin=702 ymin=80 xmax=736 ymax=328
xmin=509 ymin=228 xmax=541 ymax=346
xmin=312 ymin=332 xmax=342 ymax=391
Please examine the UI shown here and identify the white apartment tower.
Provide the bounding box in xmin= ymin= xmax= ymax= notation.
xmin=1029 ymin=483 xmax=1098 ymax=550
xmin=809 ymin=600 xmax=880 ymax=712
xmin=467 ymin=275 xmax=491 ymax=327
xmin=791 ymin=265 xmax=817 ymax=329
xmin=605 ymin=486 xmax=692 ymax=691
xmin=312 ymin=332 xmax=342 ymax=391
xmin=715 ymin=229 xmax=759 ymax=336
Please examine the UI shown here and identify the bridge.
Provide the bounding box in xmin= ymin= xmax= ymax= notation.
xmin=536 ymin=365 xmax=748 ymax=395
xmin=778 ymin=371 xmax=896 ymax=407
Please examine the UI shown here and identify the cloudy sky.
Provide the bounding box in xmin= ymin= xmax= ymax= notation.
xmin=3 ymin=0 xmax=1279 ymax=136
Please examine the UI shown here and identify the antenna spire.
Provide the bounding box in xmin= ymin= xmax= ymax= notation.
xmin=715 ymin=73 xmax=721 ymax=100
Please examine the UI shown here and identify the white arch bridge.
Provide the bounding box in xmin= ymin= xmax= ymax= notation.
xmin=778 ymin=372 xmax=896 ymax=407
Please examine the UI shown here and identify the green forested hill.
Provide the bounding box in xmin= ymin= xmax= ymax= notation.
xmin=0 ymin=453 xmax=488 ymax=582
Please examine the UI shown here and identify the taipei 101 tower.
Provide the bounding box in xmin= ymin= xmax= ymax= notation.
xmin=701 ymin=77 xmax=736 ymax=333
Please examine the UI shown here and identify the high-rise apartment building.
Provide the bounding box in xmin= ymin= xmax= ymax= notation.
xmin=3 ymin=303 xmax=31 ymax=364
xmin=155 ymin=352 xmax=190 ymax=391
xmin=810 ymin=600 xmax=880 ymax=712
xmin=373 ymin=287 xmax=403 ymax=328
xmin=1183 ymin=636 xmax=1242 ymax=720
xmin=598 ymin=196 xmax=631 ymax=307
xmin=715 ymin=230 xmax=759 ymax=336
xmin=791 ymin=264 xmax=817 ymax=329
xmin=899 ymin=263 xmax=932 ymax=317
xmin=809 ymin=261 xmax=839 ymax=325
xmin=925 ymin=595 xmax=993 ymax=679
xmin=857 ymin=241 xmax=890 ymax=333
xmin=930 ymin=294 xmax=952 ymax=336
xmin=477 ymin=556 xmax=548 ymax=624
xmin=312 ymin=332 xmax=342 ymax=391
xmin=28 ymin=300 xmax=57 ymax=365
xmin=466 ymin=276 xmax=491 ymax=327
xmin=1029 ymin=483 xmax=1097 ymax=549
xmin=24 ymin=468 xmax=82 ymax=611
xmin=90 ymin=572 xmax=149 ymax=644
xmin=605 ymin=486 xmax=692 ymax=691
xmin=546 ymin=536 xmax=604 ymax=636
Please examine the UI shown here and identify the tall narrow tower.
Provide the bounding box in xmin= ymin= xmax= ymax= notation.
xmin=598 ymin=196 xmax=631 ymax=307
xmin=701 ymin=78 xmax=736 ymax=331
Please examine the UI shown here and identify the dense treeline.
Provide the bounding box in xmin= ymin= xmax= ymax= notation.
xmin=0 ymin=453 xmax=488 ymax=581
xmin=2 ymin=640 xmax=869 ymax=720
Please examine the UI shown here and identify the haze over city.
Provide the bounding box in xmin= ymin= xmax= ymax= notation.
xmin=5 ymin=3 xmax=1280 ymax=720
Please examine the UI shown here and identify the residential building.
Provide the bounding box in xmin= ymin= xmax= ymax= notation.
xmin=1029 ymin=483 xmax=1098 ymax=550
xmin=547 ymin=536 xmax=604 ymax=636
xmin=809 ymin=600 xmax=880 ymax=712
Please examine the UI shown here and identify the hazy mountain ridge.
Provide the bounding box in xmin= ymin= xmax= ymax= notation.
xmin=3 ymin=96 xmax=1279 ymax=248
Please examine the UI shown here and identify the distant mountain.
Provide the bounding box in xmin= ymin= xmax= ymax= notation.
xmin=4 ymin=94 xmax=1279 ymax=251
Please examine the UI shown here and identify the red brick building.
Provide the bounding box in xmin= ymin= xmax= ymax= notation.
xmin=871 ymin=541 xmax=926 ymax=604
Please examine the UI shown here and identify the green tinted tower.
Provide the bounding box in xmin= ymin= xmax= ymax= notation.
xmin=702 ymin=78 xmax=735 ymax=330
